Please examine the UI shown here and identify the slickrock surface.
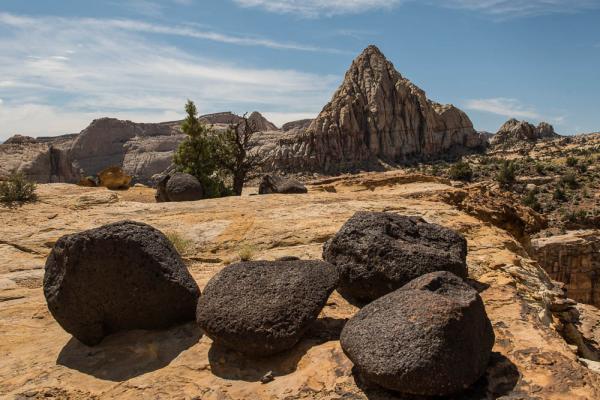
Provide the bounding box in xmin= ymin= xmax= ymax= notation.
xmin=1 ymin=171 xmax=599 ymax=399
xmin=531 ymin=230 xmax=600 ymax=307
xmin=265 ymin=46 xmax=485 ymax=173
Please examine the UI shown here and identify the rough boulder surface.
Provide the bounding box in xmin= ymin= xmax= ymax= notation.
xmin=43 ymin=221 xmax=201 ymax=346
xmin=196 ymin=260 xmax=338 ymax=357
xmin=266 ymin=45 xmax=484 ymax=173
xmin=323 ymin=211 xmax=468 ymax=301
xmin=156 ymin=172 xmax=203 ymax=202
xmin=340 ymin=271 xmax=495 ymax=396
xmin=258 ymin=174 xmax=308 ymax=195
xmin=97 ymin=166 xmax=132 ymax=190
xmin=491 ymin=118 xmax=559 ymax=146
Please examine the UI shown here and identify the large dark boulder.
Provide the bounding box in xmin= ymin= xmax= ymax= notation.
xmin=323 ymin=212 xmax=468 ymax=302
xmin=340 ymin=271 xmax=495 ymax=396
xmin=43 ymin=221 xmax=201 ymax=346
xmin=258 ymin=174 xmax=307 ymax=195
xmin=196 ymin=260 xmax=338 ymax=357
xmin=155 ymin=172 xmax=203 ymax=202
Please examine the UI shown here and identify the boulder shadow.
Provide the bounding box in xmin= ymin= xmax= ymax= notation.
xmin=352 ymin=352 xmax=520 ymax=400
xmin=208 ymin=317 xmax=347 ymax=382
xmin=57 ymin=322 xmax=202 ymax=382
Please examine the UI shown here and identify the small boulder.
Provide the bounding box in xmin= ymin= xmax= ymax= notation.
xmin=340 ymin=271 xmax=495 ymax=396
xmin=43 ymin=221 xmax=200 ymax=346
xmin=196 ymin=260 xmax=338 ymax=357
xmin=156 ymin=172 xmax=203 ymax=202
xmin=258 ymin=175 xmax=307 ymax=195
xmin=323 ymin=212 xmax=468 ymax=302
xmin=97 ymin=166 xmax=131 ymax=190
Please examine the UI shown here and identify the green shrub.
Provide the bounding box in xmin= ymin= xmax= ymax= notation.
xmin=553 ymin=186 xmax=567 ymax=202
xmin=0 ymin=172 xmax=37 ymax=205
xmin=560 ymin=173 xmax=580 ymax=189
xmin=448 ymin=161 xmax=473 ymax=181
xmin=566 ymin=157 xmax=578 ymax=167
xmin=522 ymin=190 xmax=542 ymax=212
xmin=496 ymin=161 xmax=516 ymax=186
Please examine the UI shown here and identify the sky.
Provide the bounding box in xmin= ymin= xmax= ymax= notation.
xmin=0 ymin=0 xmax=599 ymax=141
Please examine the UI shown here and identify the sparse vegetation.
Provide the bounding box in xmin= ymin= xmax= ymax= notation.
xmin=165 ymin=231 xmax=193 ymax=255
xmin=238 ymin=244 xmax=256 ymax=261
xmin=448 ymin=161 xmax=473 ymax=182
xmin=0 ymin=172 xmax=37 ymax=205
xmin=523 ymin=190 xmax=542 ymax=212
xmin=496 ymin=161 xmax=516 ymax=187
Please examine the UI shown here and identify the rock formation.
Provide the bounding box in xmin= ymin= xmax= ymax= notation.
xmin=281 ymin=119 xmax=313 ymax=132
xmin=531 ymin=230 xmax=600 ymax=307
xmin=323 ymin=211 xmax=468 ymax=301
xmin=340 ymin=271 xmax=494 ymax=396
xmin=196 ymin=260 xmax=338 ymax=356
xmin=258 ymin=175 xmax=308 ymax=195
xmin=264 ymin=45 xmax=486 ymax=173
xmin=43 ymin=221 xmax=200 ymax=346
xmin=491 ymin=119 xmax=559 ymax=146
xmin=97 ymin=166 xmax=132 ymax=190
xmin=248 ymin=112 xmax=278 ymax=132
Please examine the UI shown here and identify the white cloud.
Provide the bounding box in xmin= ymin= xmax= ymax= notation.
xmin=465 ymin=97 xmax=566 ymax=125
xmin=233 ymin=0 xmax=402 ymax=17
xmin=0 ymin=12 xmax=339 ymax=140
xmin=234 ymin=0 xmax=600 ymax=18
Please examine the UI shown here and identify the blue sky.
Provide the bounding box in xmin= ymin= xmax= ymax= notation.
xmin=0 ymin=0 xmax=599 ymax=140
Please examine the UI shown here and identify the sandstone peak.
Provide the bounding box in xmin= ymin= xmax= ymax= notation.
xmin=271 ymin=46 xmax=484 ymax=172
xmin=248 ymin=111 xmax=278 ymax=131
xmin=491 ymin=119 xmax=559 ymax=146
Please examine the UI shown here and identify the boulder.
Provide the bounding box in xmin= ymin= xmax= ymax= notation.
xmin=196 ymin=260 xmax=338 ymax=357
xmin=323 ymin=211 xmax=467 ymax=302
xmin=155 ymin=172 xmax=203 ymax=202
xmin=43 ymin=221 xmax=201 ymax=346
xmin=258 ymin=175 xmax=308 ymax=195
xmin=340 ymin=271 xmax=495 ymax=396
xmin=97 ymin=166 xmax=131 ymax=190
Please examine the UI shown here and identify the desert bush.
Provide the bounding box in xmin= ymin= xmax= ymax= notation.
xmin=566 ymin=157 xmax=578 ymax=167
xmin=165 ymin=231 xmax=193 ymax=255
xmin=560 ymin=173 xmax=580 ymax=189
xmin=238 ymin=244 xmax=256 ymax=261
xmin=0 ymin=172 xmax=37 ymax=205
xmin=523 ymin=190 xmax=542 ymax=212
xmin=496 ymin=161 xmax=516 ymax=187
xmin=553 ymin=186 xmax=567 ymax=202
xmin=448 ymin=161 xmax=473 ymax=182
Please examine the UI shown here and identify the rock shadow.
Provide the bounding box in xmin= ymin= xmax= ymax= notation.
xmin=352 ymin=352 xmax=520 ymax=400
xmin=208 ymin=317 xmax=347 ymax=382
xmin=57 ymin=322 xmax=201 ymax=382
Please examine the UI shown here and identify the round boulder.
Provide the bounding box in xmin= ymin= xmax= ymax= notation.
xmin=340 ymin=271 xmax=495 ymax=396
xmin=43 ymin=221 xmax=201 ymax=346
xmin=196 ymin=260 xmax=338 ymax=357
xmin=98 ymin=166 xmax=131 ymax=190
xmin=156 ymin=172 xmax=203 ymax=202
xmin=323 ymin=212 xmax=468 ymax=302
xmin=258 ymin=174 xmax=308 ymax=195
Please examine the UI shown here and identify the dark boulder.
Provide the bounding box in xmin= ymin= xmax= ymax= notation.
xmin=340 ymin=271 xmax=494 ymax=396
xmin=43 ymin=221 xmax=201 ymax=346
xmin=323 ymin=212 xmax=468 ymax=302
xmin=155 ymin=172 xmax=203 ymax=202
xmin=196 ymin=260 xmax=338 ymax=357
xmin=258 ymin=175 xmax=307 ymax=195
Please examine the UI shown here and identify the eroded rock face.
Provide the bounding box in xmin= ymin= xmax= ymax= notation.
xmin=196 ymin=260 xmax=338 ymax=357
xmin=281 ymin=119 xmax=313 ymax=132
xmin=491 ymin=119 xmax=559 ymax=147
xmin=340 ymin=271 xmax=495 ymax=396
xmin=258 ymin=175 xmax=308 ymax=195
xmin=43 ymin=221 xmax=200 ymax=346
xmin=323 ymin=212 xmax=468 ymax=302
xmin=265 ymin=45 xmax=485 ymax=173
xmin=531 ymin=230 xmax=600 ymax=307
xmin=248 ymin=112 xmax=278 ymax=132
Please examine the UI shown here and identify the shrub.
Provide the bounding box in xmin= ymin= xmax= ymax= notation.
xmin=496 ymin=161 xmax=516 ymax=187
xmin=553 ymin=186 xmax=567 ymax=202
xmin=165 ymin=231 xmax=193 ymax=255
xmin=566 ymin=157 xmax=578 ymax=167
xmin=560 ymin=173 xmax=579 ymax=189
xmin=0 ymin=172 xmax=37 ymax=205
xmin=238 ymin=244 xmax=256 ymax=261
xmin=523 ymin=190 xmax=542 ymax=212
xmin=448 ymin=161 xmax=473 ymax=182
